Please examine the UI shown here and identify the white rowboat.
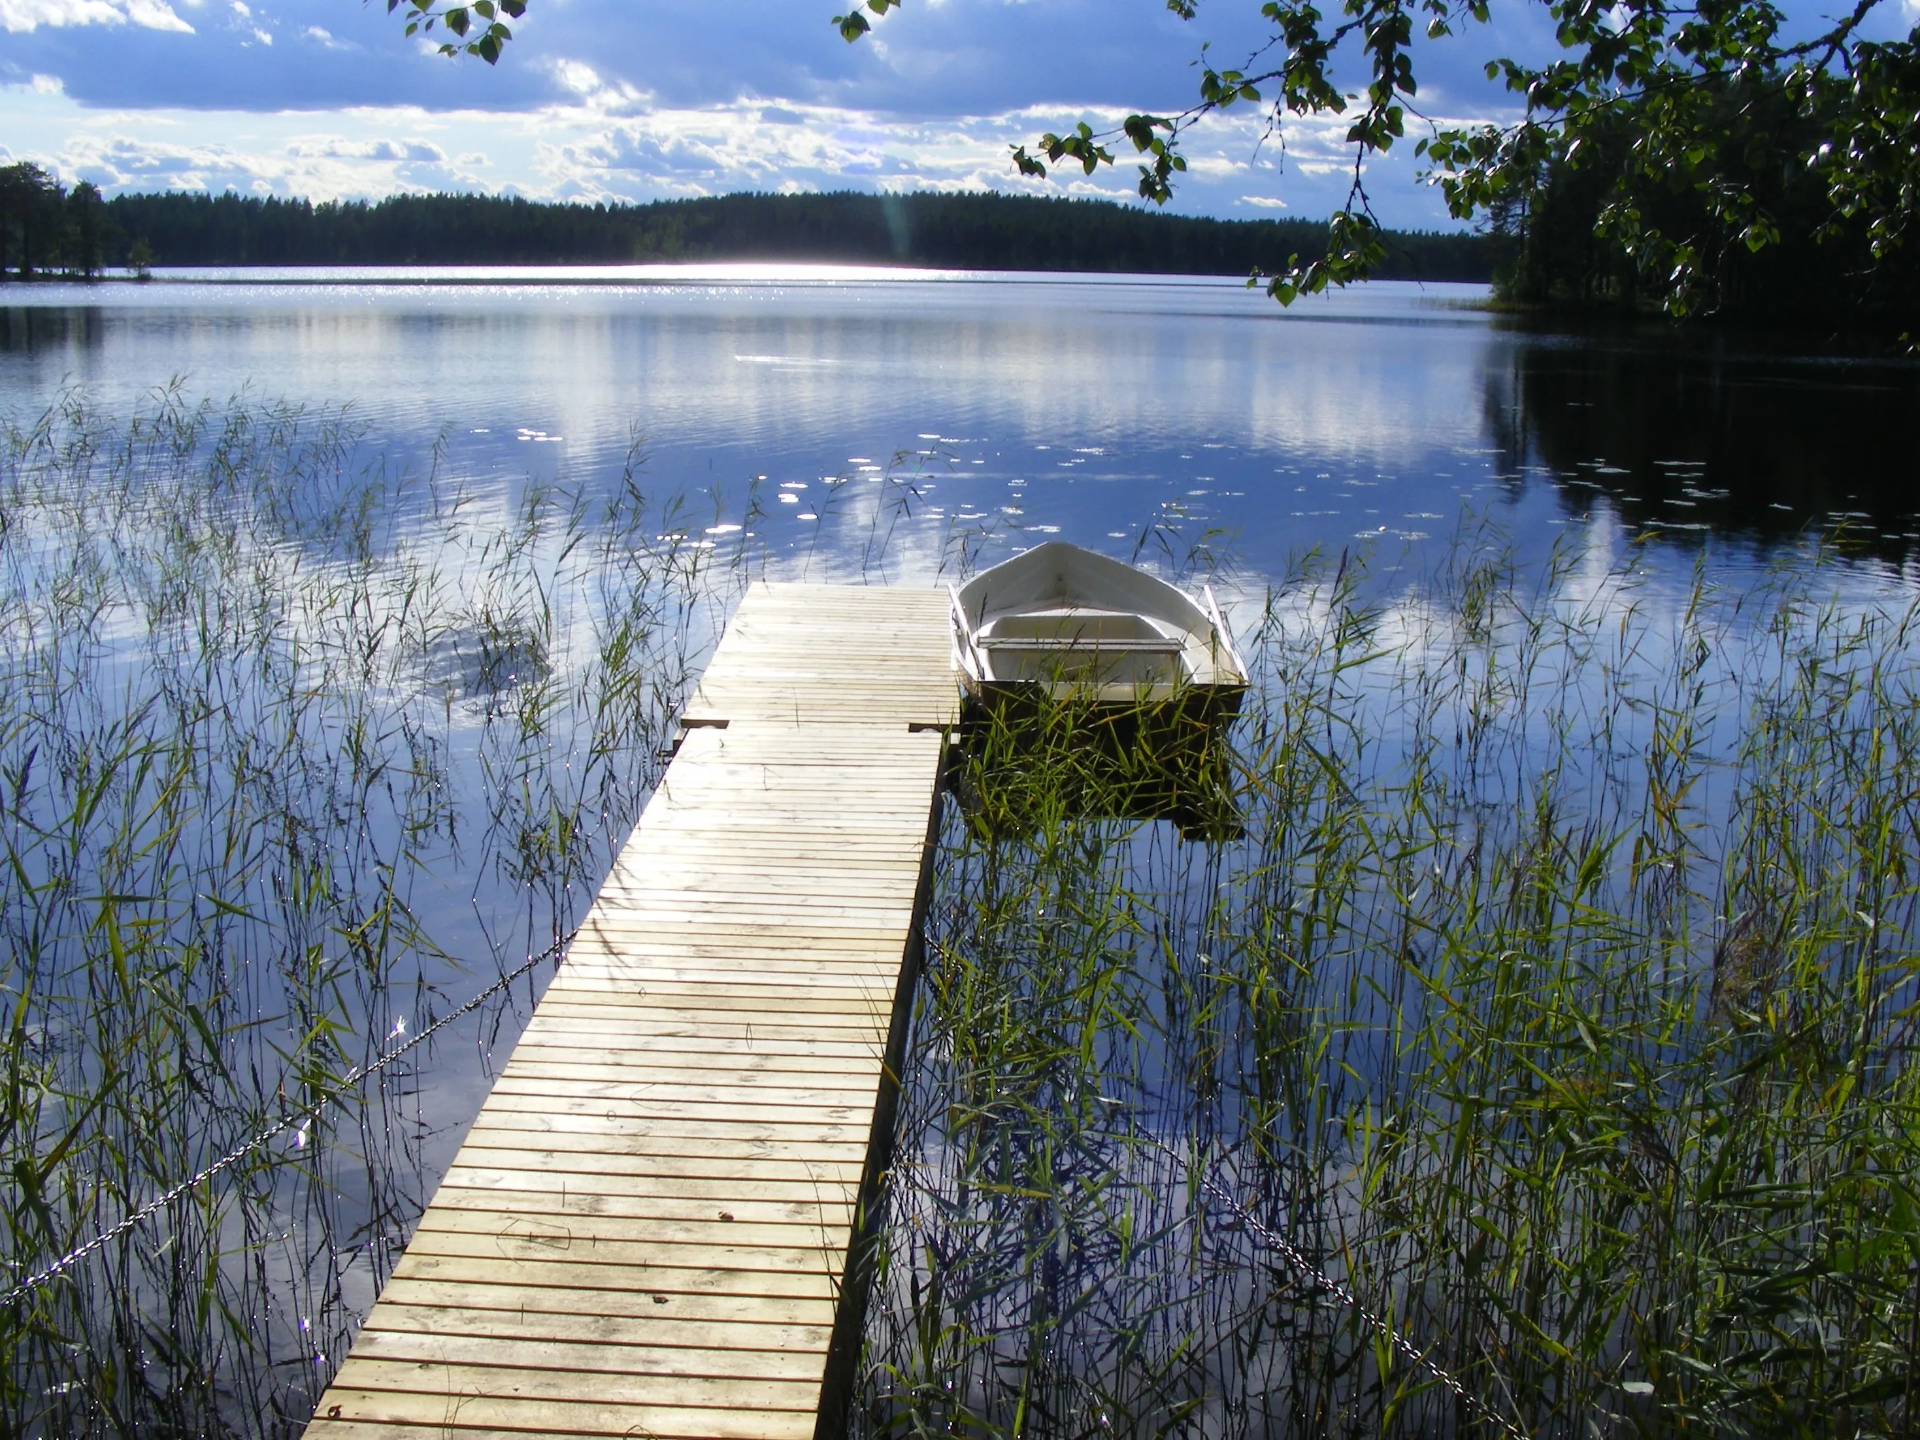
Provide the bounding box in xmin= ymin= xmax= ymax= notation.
xmin=950 ymin=542 xmax=1247 ymax=703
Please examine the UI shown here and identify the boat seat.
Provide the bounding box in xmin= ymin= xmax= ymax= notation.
xmin=986 ymin=609 xmax=1166 ymax=642
xmin=984 ymin=637 xmax=1186 ymax=653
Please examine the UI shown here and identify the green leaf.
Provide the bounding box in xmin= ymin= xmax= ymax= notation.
xmin=1010 ymin=145 xmax=1048 ymax=179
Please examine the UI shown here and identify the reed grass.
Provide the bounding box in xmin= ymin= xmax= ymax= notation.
xmin=5 ymin=383 xmax=1914 ymax=1440
xmin=0 ymin=389 xmax=757 ymax=1437
xmin=858 ymin=530 xmax=1920 ymax=1438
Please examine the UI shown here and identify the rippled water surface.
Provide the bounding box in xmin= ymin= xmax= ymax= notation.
xmin=8 ymin=266 xmax=1915 ymax=592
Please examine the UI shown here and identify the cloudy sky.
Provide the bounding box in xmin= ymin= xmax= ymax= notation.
xmin=0 ymin=0 xmax=1900 ymax=227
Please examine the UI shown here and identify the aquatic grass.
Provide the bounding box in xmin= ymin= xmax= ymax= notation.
xmin=859 ymin=532 xmax=1920 ymax=1438
xmin=0 ymin=389 xmax=762 ymax=1437
xmin=8 ymin=381 xmax=1913 ymax=1439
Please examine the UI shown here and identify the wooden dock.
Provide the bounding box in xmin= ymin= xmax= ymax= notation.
xmin=307 ymin=583 xmax=958 ymax=1440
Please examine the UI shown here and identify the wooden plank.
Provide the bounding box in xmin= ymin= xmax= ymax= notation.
xmin=407 ymin=1213 xmax=852 ymax=1267
xmin=308 ymin=1408 xmax=814 ymax=1440
xmin=502 ymin=1047 xmax=886 ymax=1076
xmin=467 ymin=1104 xmax=875 ymax=1135
xmin=307 ymin=582 xmax=953 ymax=1440
xmin=345 ymin=1330 xmax=829 ymax=1382
xmin=425 ymin=1188 xmax=857 ymax=1231
xmin=529 ymin=991 xmax=898 ymax=1017
xmin=507 ymin=1025 xmax=891 ymax=1058
xmin=486 ymin=1078 xmax=884 ymax=1107
xmin=362 ymin=1305 xmax=832 ymax=1353
xmin=446 ymin=1142 xmax=867 ymax=1173
xmin=454 ymin=1117 xmax=873 ymax=1147
xmin=387 ymin=1253 xmax=843 ymax=1299
xmin=395 ymin=1230 xmax=851 ymax=1280
xmin=562 ymin=934 xmax=916 ymax=957
xmin=502 ymin=1014 xmax=891 ymax=1044
xmin=369 ymin=1278 xmax=836 ymax=1327
xmin=445 ymin=1144 xmax=866 ymax=1183
xmin=428 ymin=1186 xmax=857 ymax=1228
xmin=326 ymin=1358 xmax=820 ymax=1411
xmin=499 ymin=1063 xmax=883 ymax=1092
xmin=528 ymin=993 xmax=895 ymax=1018
xmin=451 ymin=1149 xmax=865 ymax=1179
xmin=544 ymin=981 xmax=897 ymax=1001
xmin=323 ymin=1359 xmax=823 ymax=1412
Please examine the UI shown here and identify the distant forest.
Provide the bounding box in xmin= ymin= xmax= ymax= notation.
xmin=2 ymin=174 xmax=1494 ymax=282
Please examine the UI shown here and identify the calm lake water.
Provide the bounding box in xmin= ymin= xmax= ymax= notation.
xmin=7 ymin=265 xmax=1917 ymax=594
xmin=3 ymin=266 xmax=1918 ymax=1435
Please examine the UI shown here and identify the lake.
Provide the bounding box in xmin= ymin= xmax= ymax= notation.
xmin=8 ymin=266 xmax=1917 ymax=594
xmin=3 ymin=267 xmax=1918 ymax=1438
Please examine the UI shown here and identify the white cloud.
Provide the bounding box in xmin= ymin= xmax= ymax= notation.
xmin=537 ymin=100 xmax=1299 ymax=208
xmin=300 ymin=24 xmax=355 ymax=50
xmin=0 ymin=0 xmax=192 ymax=31
xmin=287 ymin=136 xmax=448 ymax=163
xmin=546 ymin=57 xmax=649 ymax=114
xmin=67 ymin=133 xmax=240 ymax=183
xmin=46 ymin=127 xmax=453 ymax=198
xmin=553 ymin=60 xmax=602 ymax=97
xmin=0 ymin=80 xmax=1463 ymax=229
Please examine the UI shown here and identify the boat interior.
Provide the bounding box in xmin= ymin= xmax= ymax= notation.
xmin=952 ymin=542 xmax=1245 ymax=694
xmin=976 ymin=606 xmax=1188 ymax=685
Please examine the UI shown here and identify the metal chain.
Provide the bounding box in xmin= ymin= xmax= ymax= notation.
xmin=1146 ymin=1134 xmax=1531 ymax=1440
xmin=1 ymin=932 xmax=572 ymax=1309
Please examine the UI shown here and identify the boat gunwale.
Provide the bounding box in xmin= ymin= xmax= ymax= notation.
xmin=950 ymin=543 xmax=1248 ymax=694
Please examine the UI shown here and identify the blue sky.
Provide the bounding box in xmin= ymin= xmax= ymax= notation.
xmin=0 ymin=0 xmax=1907 ymax=228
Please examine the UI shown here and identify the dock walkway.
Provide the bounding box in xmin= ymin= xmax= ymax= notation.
xmin=307 ymin=582 xmax=957 ymax=1440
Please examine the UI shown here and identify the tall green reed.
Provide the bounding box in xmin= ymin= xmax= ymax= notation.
xmin=860 ymin=529 xmax=1920 ymax=1438
xmin=0 ymin=388 xmax=757 ymax=1437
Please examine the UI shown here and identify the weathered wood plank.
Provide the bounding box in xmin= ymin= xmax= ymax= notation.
xmin=428 ymin=1186 xmax=857 ymax=1228
xmin=511 ymin=1023 xmax=891 ymax=1056
xmin=308 ymin=1413 xmax=812 ymax=1440
xmin=502 ymin=1048 xmax=885 ymax=1077
xmin=396 ymin=1229 xmax=851 ymax=1278
xmin=452 ymin=1123 xmax=871 ymax=1155
xmin=449 ymin=1135 xmax=870 ymax=1177
xmin=362 ymin=1304 xmax=832 ymax=1352
xmin=499 ymin=1063 xmax=883 ymax=1093
xmin=388 ymin=1252 xmax=843 ymax=1300
xmin=346 ymin=1330 xmax=829 ymax=1382
xmin=369 ymin=1278 xmax=837 ymax=1327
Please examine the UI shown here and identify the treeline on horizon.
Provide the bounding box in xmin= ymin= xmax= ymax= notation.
xmin=6 ymin=180 xmax=1495 ymax=282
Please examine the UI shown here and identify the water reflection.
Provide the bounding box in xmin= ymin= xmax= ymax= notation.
xmin=3 ymin=272 xmax=1917 ymax=586
xmin=0 ymin=305 xmax=107 ymax=355
xmin=1487 ymin=328 xmax=1920 ymax=555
